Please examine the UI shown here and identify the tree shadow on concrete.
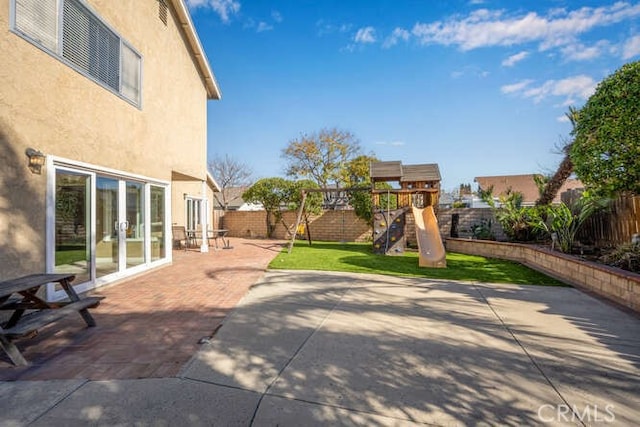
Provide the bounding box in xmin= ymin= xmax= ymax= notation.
xmin=2 ymin=270 xmax=638 ymax=425
xmin=178 ymin=271 xmax=640 ymax=425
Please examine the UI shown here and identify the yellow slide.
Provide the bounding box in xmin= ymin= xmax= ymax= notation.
xmin=412 ymin=205 xmax=447 ymax=268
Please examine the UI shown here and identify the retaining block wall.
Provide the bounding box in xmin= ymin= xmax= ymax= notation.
xmin=446 ymin=238 xmax=640 ymax=314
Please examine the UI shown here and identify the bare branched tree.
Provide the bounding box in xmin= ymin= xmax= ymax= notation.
xmin=208 ymin=154 xmax=253 ymax=211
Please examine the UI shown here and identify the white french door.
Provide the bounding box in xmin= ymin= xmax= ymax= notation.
xmin=49 ymin=163 xmax=169 ymax=299
xmin=95 ymin=177 xmax=145 ymax=277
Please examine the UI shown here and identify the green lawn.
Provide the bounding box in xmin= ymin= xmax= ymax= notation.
xmin=55 ymin=245 xmax=86 ymax=266
xmin=270 ymin=241 xmax=566 ymax=286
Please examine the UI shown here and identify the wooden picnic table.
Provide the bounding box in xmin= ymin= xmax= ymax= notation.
xmin=0 ymin=273 xmax=103 ymax=366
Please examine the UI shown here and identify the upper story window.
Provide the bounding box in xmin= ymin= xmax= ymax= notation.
xmin=12 ymin=0 xmax=142 ymax=106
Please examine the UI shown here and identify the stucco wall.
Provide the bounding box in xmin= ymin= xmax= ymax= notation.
xmin=0 ymin=1 xmax=210 ymax=278
xmin=446 ymin=238 xmax=640 ymax=314
xmin=171 ymin=181 xmax=216 ymax=230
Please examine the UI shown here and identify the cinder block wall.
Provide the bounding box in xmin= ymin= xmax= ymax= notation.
xmin=220 ymin=208 xmax=504 ymax=244
xmin=437 ymin=208 xmax=506 ymax=241
xmin=446 ymin=238 xmax=640 ymax=314
xmin=220 ymin=210 xmax=371 ymax=242
xmin=305 ymin=210 xmax=371 ymax=242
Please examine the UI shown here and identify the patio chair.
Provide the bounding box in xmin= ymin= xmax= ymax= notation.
xmin=172 ymin=226 xmax=189 ymax=251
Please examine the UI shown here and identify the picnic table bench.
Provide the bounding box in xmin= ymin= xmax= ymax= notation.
xmin=0 ymin=273 xmax=104 ymax=366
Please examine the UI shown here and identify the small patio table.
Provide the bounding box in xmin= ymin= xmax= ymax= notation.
xmin=0 ymin=273 xmax=103 ymax=366
xmin=208 ymin=229 xmax=232 ymax=249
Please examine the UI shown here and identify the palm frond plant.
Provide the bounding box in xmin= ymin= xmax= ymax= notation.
xmin=530 ymin=195 xmax=609 ymax=253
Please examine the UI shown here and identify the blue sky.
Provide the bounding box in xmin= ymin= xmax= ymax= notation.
xmin=186 ymin=0 xmax=640 ymax=192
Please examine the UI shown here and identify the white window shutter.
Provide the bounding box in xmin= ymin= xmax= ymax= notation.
xmin=121 ymin=43 xmax=141 ymax=105
xmin=15 ymin=0 xmax=59 ymax=52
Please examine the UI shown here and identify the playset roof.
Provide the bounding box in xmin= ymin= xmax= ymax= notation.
xmin=370 ymin=161 xmax=440 ymax=182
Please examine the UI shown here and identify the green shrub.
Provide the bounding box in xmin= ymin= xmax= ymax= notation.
xmin=599 ymin=244 xmax=640 ymax=273
xmin=470 ymin=218 xmax=495 ymax=240
xmin=529 ymin=196 xmax=609 ymax=253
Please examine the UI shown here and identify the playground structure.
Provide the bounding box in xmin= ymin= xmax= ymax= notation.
xmin=370 ymin=161 xmax=447 ymax=268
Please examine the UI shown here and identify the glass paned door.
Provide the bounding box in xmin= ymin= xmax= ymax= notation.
xmin=96 ymin=176 xmax=118 ymax=277
xmin=96 ymin=177 xmax=146 ymax=275
xmin=125 ymin=181 xmax=145 ymax=268
xmin=51 ymin=165 xmax=169 ymax=298
xmin=54 ymin=170 xmax=91 ymax=284
xmin=150 ymin=185 xmax=165 ymax=261
xmin=186 ymin=197 xmax=202 ymax=231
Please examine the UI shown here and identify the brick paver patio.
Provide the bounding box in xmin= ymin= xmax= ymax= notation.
xmin=0 ymin=238 xmax=285 ymax=381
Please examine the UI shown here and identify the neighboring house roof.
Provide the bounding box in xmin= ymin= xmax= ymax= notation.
xmin=474 ymin=174 xmax=584 ymax=204
xmin=213 ymin=186 xmax=250 ymax=209
xmin=171 ymin=0 xmax=221 ymax=100
xmin=555 ymin=178 xmax=584 ymax=202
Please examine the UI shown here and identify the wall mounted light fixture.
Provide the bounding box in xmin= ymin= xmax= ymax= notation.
xmin=26 ymin=148 xmax=46 ymax=174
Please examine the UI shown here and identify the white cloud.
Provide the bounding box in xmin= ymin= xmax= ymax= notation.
xmin=256 ymin=22 xmax=273 ymax=32
xmin=354 ymin=26 xmax=376 ymax=44
xmin=272 ymin=11 xmax=283 ymax=23
xmin=316 ymin=20 xmax=352 ymax=36
xmin=376 ymin=141 xmax=405 ymax=146
xmin=411 ymin=3 xmax=640 ymax=51
xmin=452 ymin=67 xmax=490 ymax=78
xmin=501 ymin=79 xmax=533 ymax=94
xmin=244 ymin=12 xmax=281 ymax=33
xmin=186 ymin=0 xmax=241 ymax=23
xmin=469 ymin=0 xmax=486 ymax=4
xmin=557 ymin=114 xmax=570 ymax=122
xmin=383 ymin=27 xmax=410 ymax=48
xmin=551 ymin=75 xmax=597 ymax=99
xmin=623 ymin=34 xmax=640 ymax=59
xmin=502 ymin=51 xmax=529 ymax=67
xmin=561 ymin=40 xmax=610 ymax=61
xmin=503 ymin=75 xmax=596 ymax=103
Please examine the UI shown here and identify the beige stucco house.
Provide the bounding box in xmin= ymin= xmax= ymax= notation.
xmin=0 ymin=0 xmax=220 ymax=299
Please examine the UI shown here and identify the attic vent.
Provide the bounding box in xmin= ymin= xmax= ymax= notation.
xmin=158 ymin=0 xmax=168 ymax=26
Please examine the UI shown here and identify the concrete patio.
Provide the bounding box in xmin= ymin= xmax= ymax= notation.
xmin=1 ymin=240 xmax=639 ymax=425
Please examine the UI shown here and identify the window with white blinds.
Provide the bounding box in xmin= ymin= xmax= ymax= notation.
xmin=14 ymin=0 xmax=58 ymax=52
xmin=12 ymin=0 xmax=142 ymax=106
xmin=121 ymin=43 xmax=141 ymax=105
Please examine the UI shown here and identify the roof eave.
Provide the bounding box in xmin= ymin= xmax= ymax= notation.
xmin=207 ymin=171 xmax=221 ymax=192
xmin=171 ymin=0 xmax=221 ymax=100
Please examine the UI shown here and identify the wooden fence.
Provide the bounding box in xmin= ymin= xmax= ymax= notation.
xmin=577 ymin=195 xmax=640 ymax=247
